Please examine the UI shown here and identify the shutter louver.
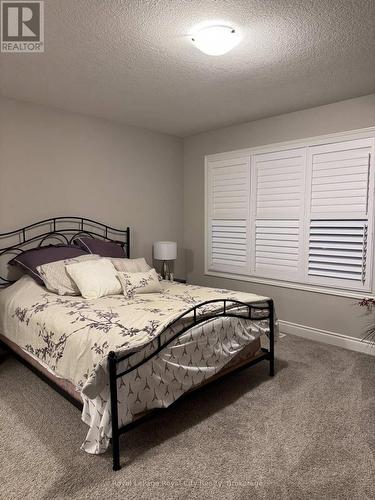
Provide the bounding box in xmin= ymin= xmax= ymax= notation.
xmin=212 ymin=164 xmax=248 ymax=219
xmin=308 ymin=220 xmax=367 ymax=282
xmin=207 ymin=156 xmax=250 ymax=274
xmin=211 ymin=219 xmax=247 ymax=268
xmin=255 ymin=220 xmax=300 ymax=276
xmin=256 ymin=153 xmax=304 ymax=219
xmin=311 ymin=140 xmax=371 ymax=217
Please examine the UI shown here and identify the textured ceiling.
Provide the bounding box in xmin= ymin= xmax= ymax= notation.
xmin=1 ymin=0 xmax=374 ymax=137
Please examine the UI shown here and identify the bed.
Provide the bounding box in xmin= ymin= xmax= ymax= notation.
xmin=0 ymin=217 xmax=276 ymax=471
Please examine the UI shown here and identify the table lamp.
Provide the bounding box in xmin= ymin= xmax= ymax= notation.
xmin=153 ymin=241 xmax=177 ymax=280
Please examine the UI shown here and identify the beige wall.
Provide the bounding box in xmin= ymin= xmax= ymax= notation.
xmin=0 ymin=97 xmax=185 ymax=276
xmin=184 ymin=94 xmax=375 ymax=339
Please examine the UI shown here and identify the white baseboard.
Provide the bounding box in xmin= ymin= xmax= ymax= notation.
xmin=279 ymin=320 xmax=375 ymax=356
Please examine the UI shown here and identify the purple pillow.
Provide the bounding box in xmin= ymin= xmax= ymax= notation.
xmin=73 ymin=237 xmax=125 ymax=258
xmin=9 ymin=245 xmax=88 ymax=286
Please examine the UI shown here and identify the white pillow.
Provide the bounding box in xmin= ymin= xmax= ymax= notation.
xmin=65 ymin=259 xmax=122 ymax=300
xmin=111 ymin=257 xmax=151 ymax=273
xmin=117 ymin=269 xmax=162 ymax=298
xmin=37 ymin=254 xmax=99 ymax=295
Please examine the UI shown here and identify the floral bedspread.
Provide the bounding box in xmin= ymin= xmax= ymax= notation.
xmin=0 ymin=275 xmax=271 ymax=398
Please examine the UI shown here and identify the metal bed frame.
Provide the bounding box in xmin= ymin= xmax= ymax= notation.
xmin=0 ymin=217 xmax=275 ymax=471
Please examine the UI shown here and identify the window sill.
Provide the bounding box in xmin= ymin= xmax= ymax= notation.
xmin=204 ymin=270 xmax=373 ymax=300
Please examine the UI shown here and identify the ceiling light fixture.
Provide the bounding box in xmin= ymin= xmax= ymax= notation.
xmin=191 ymin=25 xmax=240 ymax=56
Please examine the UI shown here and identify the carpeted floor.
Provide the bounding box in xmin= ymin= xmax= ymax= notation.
xmin=0 ymin=335 xmax=374 ymax=500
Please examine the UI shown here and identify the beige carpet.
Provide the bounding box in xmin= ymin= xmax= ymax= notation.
xmin=0 ymin=335 xmax=374 ymax=500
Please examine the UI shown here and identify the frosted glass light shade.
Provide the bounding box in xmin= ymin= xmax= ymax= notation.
xmin=191 ymin=25 xmax=240 ymax=56
xmin=154 ymin=241 xmax=177 ymax=261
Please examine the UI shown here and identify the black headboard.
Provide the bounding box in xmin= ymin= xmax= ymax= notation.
xmin=0 ymin=217 xmax=130 ymax=287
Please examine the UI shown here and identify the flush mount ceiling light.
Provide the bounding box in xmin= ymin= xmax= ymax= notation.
xmin=191 ymin=25 xmax=240 ymax=56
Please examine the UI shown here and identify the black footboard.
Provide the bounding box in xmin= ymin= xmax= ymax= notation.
xmin=108 ymin=298 xmax=275 ymax=471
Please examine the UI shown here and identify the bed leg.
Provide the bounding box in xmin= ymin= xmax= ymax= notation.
xmin=108 ymin=351 xmax=122 ymax=471
xmin=268 ymin=299 xmax=275 ymax=377
xmin=269 ymin=356 xmax=275 ymax=377
xmin=112 ymin=434 xmax=121 ymax=471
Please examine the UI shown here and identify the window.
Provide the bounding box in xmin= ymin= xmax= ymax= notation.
xmin=206 ymin=130 xmax=375 ymax=294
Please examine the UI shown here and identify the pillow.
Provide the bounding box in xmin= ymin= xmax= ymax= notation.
xmin=116 ymin=269 xmax=162 ymax=298
xmin=65 ymin=259 xmax=122 ymax=300
xmin=111 ymin=257 xmax=151 ymax=273
xmin=73 ymin=237 xmax=125 ymax=258
xmin=37 ymin=254 xmax=99 ymax=295
xmin=9 ymin=245 xmax=88 ymax=286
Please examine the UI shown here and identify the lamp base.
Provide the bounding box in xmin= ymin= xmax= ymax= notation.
xmin=161 ymin=261 xmax=170 ymax=280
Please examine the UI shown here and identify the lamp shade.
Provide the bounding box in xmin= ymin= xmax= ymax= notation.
xmin=154 ymin=241 xmax=177 ymax=261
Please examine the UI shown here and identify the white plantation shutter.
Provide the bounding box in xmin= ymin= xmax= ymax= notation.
xmin=252 ymin=148 xmax=305 ymax=280
xmin=205 ymin=130 xmax=375 ymax=294
xmin=306 ymin=138 xmax=374 ymax=291
xmin=206 ymin=156 xmax=250 ymax=274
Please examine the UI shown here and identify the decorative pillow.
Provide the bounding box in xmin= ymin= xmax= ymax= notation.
xmin=65 ymin=259 xmax=122 ymax=300
xmin=37 ymin=254 xmax=99 ymax=295
xmin=116 ymin=269 xmax=162 ymax=298
xmin=9 ymin=245 xmax=88 ymax=286
xmin=111 ymin=257 xmax=151 ymax=273
xmin=73 ymin=237 xmax=125 ymax=258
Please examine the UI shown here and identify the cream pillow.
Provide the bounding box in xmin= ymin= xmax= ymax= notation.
xmin=66 ymin=259 xmax=122 ymax=300
xmin=117 ymin=269 xmax=162 ymax=298
xmin=37 ymin=254 xmax=99 ymax=295
xmin=111 ymin=257 xmax=151 ymax=273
